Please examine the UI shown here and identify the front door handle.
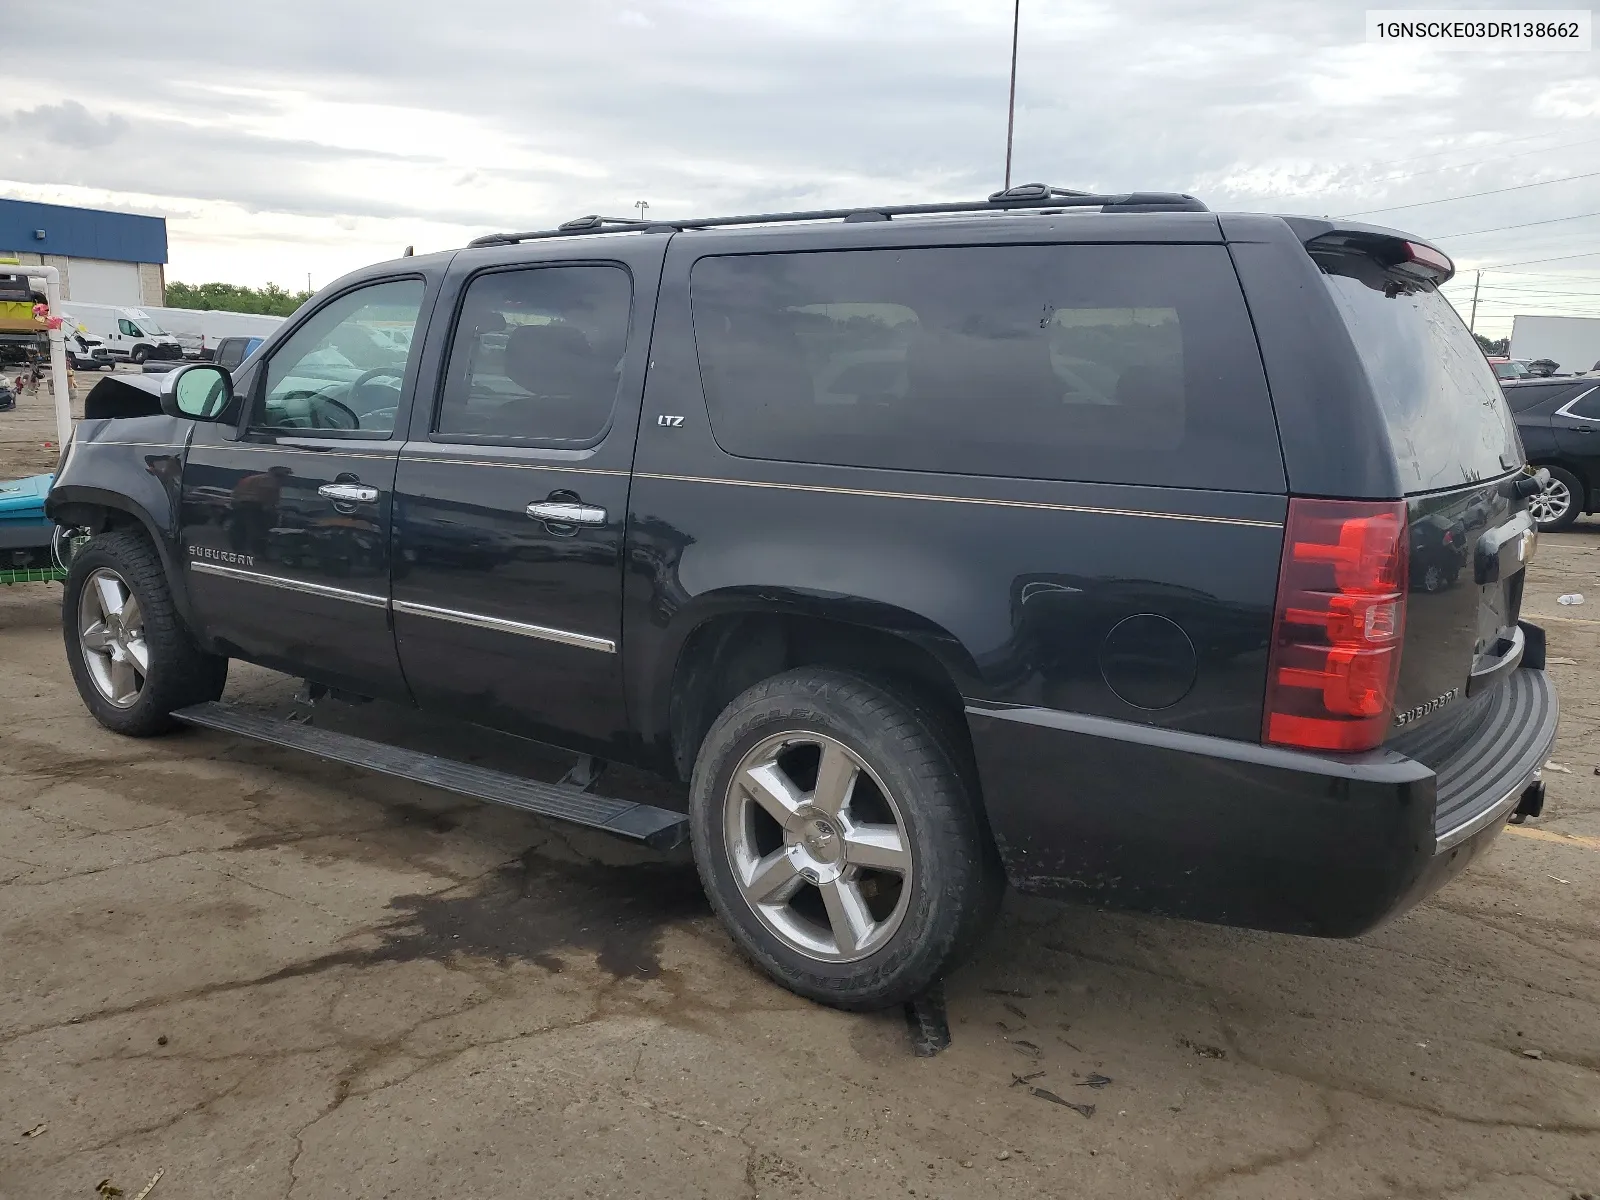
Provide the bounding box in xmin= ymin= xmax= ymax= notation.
xmin=318 ymin=483 xmax=379 ymax=504
xmin=526 ymin=501 xmax=607 ymax=527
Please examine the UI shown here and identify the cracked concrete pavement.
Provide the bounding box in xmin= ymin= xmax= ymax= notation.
xmin=2 ymin=388 xmax=1599 ymax=1197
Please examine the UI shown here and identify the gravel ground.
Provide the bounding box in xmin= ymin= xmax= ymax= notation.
xmin=2 ymin=379 xmax=1598 ymax=1199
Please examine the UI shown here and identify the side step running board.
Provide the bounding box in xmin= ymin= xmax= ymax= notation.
xmin=171 ymin=702 xmax=689 ymax=850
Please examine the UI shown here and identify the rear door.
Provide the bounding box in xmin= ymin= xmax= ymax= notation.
xmin=180 ymin=274 xmax=436 ymax=700
xmin=391 ymin=240 xmax=665 ymax=754
xmin=1313 ymin=246 xmax=1532 ymax=732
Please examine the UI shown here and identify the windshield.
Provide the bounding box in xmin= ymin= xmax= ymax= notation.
xmin=1318 ymin=252 xmax=1521 ymax=494
xmin=1492 ymin=360 xmax=1527 ymax=380
xmin=137 ymin=320 xmax=168 ymax=335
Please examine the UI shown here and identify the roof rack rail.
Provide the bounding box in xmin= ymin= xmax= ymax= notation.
xmin=466 ymin=184 xmax=1208 ymax=247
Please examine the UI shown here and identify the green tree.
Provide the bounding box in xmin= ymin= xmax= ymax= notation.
xmin=1473 ymin=333 xmax=1509 ymax=356
xmin=165 ymin=281 xmax=313 ymax=317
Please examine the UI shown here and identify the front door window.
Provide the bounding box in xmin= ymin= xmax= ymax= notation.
xmin=256 ymin=279 xmax=424 ymax=436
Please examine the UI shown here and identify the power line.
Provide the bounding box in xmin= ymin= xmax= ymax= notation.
xmin=1366 ymin=133 xmax=1600 ymax=187
xmin=1469 ymin=283 xmax=1600 ymax=296
xmin=1431 ymin=210 xmax=1600 ymax=240
xmin=1471 ymin=248 xmax=1600 ymax=270
xmin=1359 ymin=128 xmax=1588 ymax=172
xmin=1338 ymin=169 xmax=1600 ymax=218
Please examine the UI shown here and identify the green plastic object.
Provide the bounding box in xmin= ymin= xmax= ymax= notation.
xmin=0 ymin=473 xmax=66 ymax=585
xmin=0 ymin=565 xmax=64 ymax=586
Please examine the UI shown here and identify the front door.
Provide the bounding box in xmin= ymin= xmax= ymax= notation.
xmin=392 ymin=257 xmax=650 ymax=753
xmin=179 ymin=276 xmax=431 ymax=701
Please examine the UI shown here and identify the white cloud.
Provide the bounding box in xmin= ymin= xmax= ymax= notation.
xmin=0 ymin=0 xmax=1594 ymax=306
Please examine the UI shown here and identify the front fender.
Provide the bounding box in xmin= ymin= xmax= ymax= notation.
xmin=47 ymin=415 xmax=202 ymax=638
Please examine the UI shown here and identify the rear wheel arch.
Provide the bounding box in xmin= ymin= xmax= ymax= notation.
xmin=1528 ymin=457 xmax=1590 ymax=501
xmin=661 ymin=603 xmax=980 ymax=785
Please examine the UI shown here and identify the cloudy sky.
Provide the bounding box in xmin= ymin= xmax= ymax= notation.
xmin=3 ymin=0 xmax=1597 ymax=336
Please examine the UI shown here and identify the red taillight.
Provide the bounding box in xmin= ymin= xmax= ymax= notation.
xmin=1403 ymin=240 xmax=1453 ymax=277
xmin=1263 ymin=498 xmax=1408 ymax=752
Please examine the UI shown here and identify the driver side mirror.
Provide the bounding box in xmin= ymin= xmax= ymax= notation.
xmin=160 ymin=363 xmax=236 ymax=422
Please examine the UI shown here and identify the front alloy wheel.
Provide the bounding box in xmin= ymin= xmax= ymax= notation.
xmin=725 ymin=731 xmax=913 ymax=962
xmin=77 ymin=568 xmax=149 ymax=707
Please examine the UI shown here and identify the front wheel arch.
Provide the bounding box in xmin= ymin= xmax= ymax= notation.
xmin=48 ymin=494 xmax=208 ymax=646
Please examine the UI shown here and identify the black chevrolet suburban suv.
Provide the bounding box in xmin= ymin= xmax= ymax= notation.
xmin=48 ymin=186 xmax=1558 ymax=1010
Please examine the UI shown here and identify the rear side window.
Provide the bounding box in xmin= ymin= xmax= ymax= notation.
xmin=689 ymin=244 xmax=1284 ymax=491
xmin=1317 ymin=253 xmax=1520 ymax=493
xmin=1562 ymin=385 xmax=1600 ymax=420
xmin=435 ymin=265 xmax=631 ymax=445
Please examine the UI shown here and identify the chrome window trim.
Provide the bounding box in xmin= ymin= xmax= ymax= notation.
xmin=631 ymin=472 xmax=1283 ymax=529
xmin=397 ymin=455 xmax=628 ymax=476
xmin=391 ymin=599 xmax=617 ymax=653
xmin=1553 ymin=386 xmax=1599 ymax=420
xmin=188 ymin=561 xmax=388 ymax=608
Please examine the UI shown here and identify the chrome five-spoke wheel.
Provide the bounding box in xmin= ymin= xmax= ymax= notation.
xmin=1529 ymin=477 xmax=1572 ymax=527
xmin=724 ymin=731 xmax=913 ymax=963
xmin=77 ymin=567 xmax=149 ymax=708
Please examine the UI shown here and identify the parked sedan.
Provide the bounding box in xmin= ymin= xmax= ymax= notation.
xmin=1505 ymin=376 xmax=1600 ymax=530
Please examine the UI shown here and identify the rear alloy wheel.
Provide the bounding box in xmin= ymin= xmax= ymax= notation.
xmin=1529 ymin=467 xmax=1583 ymax=532
xmin=724 ymin=730 xmax=914 ymax=962
xmin=691 ymin=668 xmax=1003 ymax=1010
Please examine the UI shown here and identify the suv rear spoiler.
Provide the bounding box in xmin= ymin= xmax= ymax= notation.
xmin=1280 ymin=216 xmax=1455 ymax=285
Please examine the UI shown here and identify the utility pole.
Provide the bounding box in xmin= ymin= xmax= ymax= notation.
xmin=1003 ymin=0 xmax=1021 ymax=189
xmin=635 ymin=200 xmax=650 ymax=222
xmin=1469 ymin=269 xmax=1481 ymax=333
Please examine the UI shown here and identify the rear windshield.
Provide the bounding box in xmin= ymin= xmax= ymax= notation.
xmin=1317 ymin=252 xmax=1520 ymax=493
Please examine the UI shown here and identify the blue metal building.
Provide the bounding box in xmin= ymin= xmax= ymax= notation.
xmin=0 ymin=197 xmax=168 ymax=306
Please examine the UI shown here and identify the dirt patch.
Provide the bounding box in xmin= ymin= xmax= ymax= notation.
xmin=370 ymin=850 xmax=709 ymax=979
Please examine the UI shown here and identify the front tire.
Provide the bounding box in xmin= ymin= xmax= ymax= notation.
xmin=131 ymin=345 xmax=149 ymax=365
xmin=62 ymin=530 xmax=228 ymax=736
xmin=689 ymin=668 xmax=1003 ymax=1010
xmin=1530 ymin=466 xmax=1583 ymax=532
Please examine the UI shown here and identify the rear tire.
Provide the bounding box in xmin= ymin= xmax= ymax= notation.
xmin=689 ymin=668 xmax=1003 ymax=1010
xmin=62 ymin=529 xmax=228 ymax=736
xmin=1530 ymin=467 xmax=1583 ymax=532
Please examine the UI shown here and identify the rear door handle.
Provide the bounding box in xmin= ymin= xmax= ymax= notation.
xmin=526 ymin=501 xmax=607 ymax=526
xmin=318 ymin=483 xmax=379 ymax=503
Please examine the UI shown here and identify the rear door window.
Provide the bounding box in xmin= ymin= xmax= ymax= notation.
xmin=688 ymin=244 xmax=1285 ymax=491
xmin=434 ymin=265 xmax=632 ymax=445
xmin=1317 ymin=254 xmax=1520 ymax=493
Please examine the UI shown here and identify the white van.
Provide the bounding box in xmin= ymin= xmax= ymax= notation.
xmin=60 ymin=303 xmax=184 ymax=363
xmin=138 ymin=305 xmax=286 ymax=360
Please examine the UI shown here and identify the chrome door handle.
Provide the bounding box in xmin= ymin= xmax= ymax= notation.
xmin=526 ymin=501 xmax=607 ymax=526
xmin=318 ymin=483 xmax=379 ymax=503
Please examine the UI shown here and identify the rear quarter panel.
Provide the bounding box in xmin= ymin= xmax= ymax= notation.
xmin=624 ymin=232 xmax=1289 ymax=773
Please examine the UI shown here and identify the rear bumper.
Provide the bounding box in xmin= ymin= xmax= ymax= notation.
xmin=967 ymin=666 xmax=1557 ymax=937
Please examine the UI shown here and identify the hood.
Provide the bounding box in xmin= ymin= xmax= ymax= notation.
xmin=83 ymin=371 xmax=163 ymax=419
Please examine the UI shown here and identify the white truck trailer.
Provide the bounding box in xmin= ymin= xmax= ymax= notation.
xmin=136 ymin=306 xmax=287 ymax=360
xmin=1509 ymin=314 xmax=1600 ymax=375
